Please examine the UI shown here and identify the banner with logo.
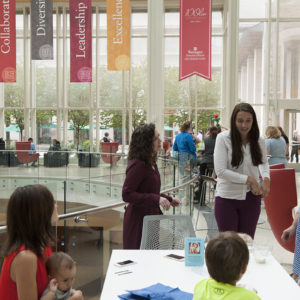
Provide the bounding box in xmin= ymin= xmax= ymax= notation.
xmin=107 ymin=0 xmax=130 ymax=70
xmin=70 ymin=0 xmax=92 ymax=82
xmin=179 ymin=0 xmax=212 ymax=81
xmin=0 ymin=0 xmax=16 ymax=82
xmin=31 ymin=0 xmax=53 ymax=60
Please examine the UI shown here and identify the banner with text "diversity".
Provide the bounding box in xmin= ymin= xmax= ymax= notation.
xmin=70 ymin=0 xmax=92 ymax=82
xmin=31 ymin=0 xmax=53 ymax=60
xmin=0 ymin=0 xmax=16 ymax=82
xmin=179 ymin=0 xmax=212 ymax=81
xmin=107 ymin=0 xmax=130 ymax=70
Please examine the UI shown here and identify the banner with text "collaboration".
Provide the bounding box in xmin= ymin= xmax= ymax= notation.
xmin=0 ymin=0 xmax=16 ymax=82
xmin=179 ymin=0 xmax=212 ymax=81
xmin=70 ymin=0 xmax=92 ymax=82
xmin=107 ymin=0 xmax=130 ymax=70
xmin=31 ymin=0 xmax=53 ymax=60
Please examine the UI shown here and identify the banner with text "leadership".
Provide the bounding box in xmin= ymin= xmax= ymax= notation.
xmin=0 ymin=0 xmax=16 ymax=82
xmin=70 ymin=0 xmax=92 ymax=82
xmin=107 ymin=0 xmax=130 ymax=70
xmin=179 ymin=0 xmax=212 ymax=81
xmin=31 ymin=0 xmax=53 ymax=60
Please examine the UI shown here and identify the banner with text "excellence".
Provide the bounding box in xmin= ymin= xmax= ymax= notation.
xmin=107 ymin=0 xmax=130 ymax=70
xmin=31 ymin=0 xmax=53 ymax=60
xmin=179 ymin=0 xmax=212 ymax=81
xmin=0 ymin=0 xmax=16 ymax=82
xmin=70 ymin=0 xmax=92 ymax=82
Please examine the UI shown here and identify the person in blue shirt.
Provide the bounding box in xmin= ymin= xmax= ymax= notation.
xmin=28 ymin=137 xmax=38 ymax=167
xmin=173 ymin=121 xmax=196 ymax=164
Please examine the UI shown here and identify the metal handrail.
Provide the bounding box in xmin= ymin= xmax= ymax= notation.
xmin=0 ymin=174 xmax=199 ymax=233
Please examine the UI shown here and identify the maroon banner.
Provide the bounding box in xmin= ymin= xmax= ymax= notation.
xmin=179 ymin=0 xmax=212 ymax=81
xmin=0 ymin=0 xmax=16 ymax=82
xmin=70 ymin=0 xmax=92 ymax=82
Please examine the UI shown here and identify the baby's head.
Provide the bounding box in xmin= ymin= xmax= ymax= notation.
xmin=46 ymin=252 xmax=76 ymax=292
xmin=205 ymin=231 xmax=249 ymax=285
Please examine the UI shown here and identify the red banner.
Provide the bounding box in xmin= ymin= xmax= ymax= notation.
xmin=179 ymin=0 xmax=212 ymax=81
xmin=70 ymin=0 xmax=92 ymax=82
xmin=0 ymin=0 xmax=16 ymax=82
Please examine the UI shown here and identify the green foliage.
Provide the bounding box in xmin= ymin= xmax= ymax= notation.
xmin=36 ymin=110 xmax=56 ymax=127
xmin=68 ymin=110 xmax=89 ymax=150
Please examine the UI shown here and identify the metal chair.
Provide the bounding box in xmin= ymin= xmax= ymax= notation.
xmin=140 ymin=215 xmax=196 ymax=250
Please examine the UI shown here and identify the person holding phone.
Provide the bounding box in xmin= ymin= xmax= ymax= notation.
xmin=214 ymin=103 xmax=270 ymax=239
xmin=122 ymin=123 xmax=181 ymax=249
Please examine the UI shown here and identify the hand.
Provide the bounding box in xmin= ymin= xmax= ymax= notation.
xmin=49 ymin=278 xmax=58 ymax=294
xmin=281 ymin=225 xmax=296 ymax=243
xmin=159 ymin=197 xmax=171 ymax=210
xmin=261 ymin=178 xmax=270 ymax=198
xmin=70 ymin=290 xmax=83 ymax=300
xmin=170 ymin=198 xmax=181 ymax=207
xmin=247 ymin=176 xmax=262 ymax=196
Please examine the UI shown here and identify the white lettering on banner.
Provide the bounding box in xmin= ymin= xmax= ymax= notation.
xmin=36 ymin=0 xmax=46 ymax=36
xmin=75 ymin=2 xmax=87 ymax=58
xmin=185 ymin=7 xmax=207 ymax=18
xmin=112 ymin=0 xmax=123 ymax=44
xmin=0 ymin=0 xmax=11 ymax=54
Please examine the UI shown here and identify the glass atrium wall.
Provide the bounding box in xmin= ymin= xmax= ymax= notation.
xmin=0 ymin=1 xmax=224 ymax=151
xmin=238 ymin=0 xmax=300 ymax=136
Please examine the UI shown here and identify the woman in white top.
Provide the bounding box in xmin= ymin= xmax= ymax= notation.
xmin=214 ymin=103 xmax=270 ymax=238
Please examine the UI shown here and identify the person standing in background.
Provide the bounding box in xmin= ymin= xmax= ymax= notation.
xmin=277 ymin=126 xmax=289 ymax=161
xmin=291 ymin=130 xmax=299 ymax=163
xmin=265 ymin=126 xmax=288 ymax=168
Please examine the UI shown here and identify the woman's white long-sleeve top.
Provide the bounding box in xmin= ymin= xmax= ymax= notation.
xmin=214 ymin=130 xmax=270 ymax=200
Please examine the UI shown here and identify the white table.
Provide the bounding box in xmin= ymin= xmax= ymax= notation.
xmin=100 ymin=250 xmax=299 ymax=300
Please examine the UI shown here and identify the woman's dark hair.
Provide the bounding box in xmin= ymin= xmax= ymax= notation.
xmin=4 ymin=184 xmax=55 ymax=257
xmin=230 ymin=103 xmax=262 ymax=167
xmin=205 ymin=231 xmax=249 ymax=284
xmin=128 ymin=123 xmax=157 ymax=166
xmin=180 ymin=121 xmax=192 ymax=132
xmin=209 ymin=126 xmax=218 ymax=139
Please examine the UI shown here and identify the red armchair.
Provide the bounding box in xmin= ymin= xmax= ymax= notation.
xmin=264 ymin=168 xmax=296 ymax=253
xmin=101 ymin=142 xmax=120 ymax=165
xmin=16 ymin=142 xmax=39 ymax=165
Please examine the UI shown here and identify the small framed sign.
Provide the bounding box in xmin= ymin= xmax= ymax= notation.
xmin=184 ymin=237 xmax=205 ymax=266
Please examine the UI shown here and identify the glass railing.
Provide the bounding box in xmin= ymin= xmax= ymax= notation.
xmin=0 ymin=150 xmax=197 ymax=299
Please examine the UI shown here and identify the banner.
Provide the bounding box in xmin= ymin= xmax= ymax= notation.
xmin=31 ymin=0 xmax=53 ymax=60
xmin=0 ymin=0 xmax=16 ymax=82
xmin=179 ymin=0 xmax=212 ymax=81
xmin=70 ymin=0 xmax=92 ymax=82
xmin=107 ymin=0 xmax=130 ymax=70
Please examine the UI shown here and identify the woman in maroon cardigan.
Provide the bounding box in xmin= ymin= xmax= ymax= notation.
xmin=122 ymin=123 xmax=181 ymax=249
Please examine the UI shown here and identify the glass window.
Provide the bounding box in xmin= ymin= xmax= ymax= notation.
xmin=239 ymin=0 xmax=268 ymax=19
xmin=279 ymin=0 xmax=300 ymax=18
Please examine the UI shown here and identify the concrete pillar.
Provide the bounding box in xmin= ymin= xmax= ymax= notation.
xmin=147 ymin=0 xmax=164 ymax=139
xmin=253 ymin=48 xmax=262 ymax=104
xmin=246 ymin=55 xmax=254 ymax=102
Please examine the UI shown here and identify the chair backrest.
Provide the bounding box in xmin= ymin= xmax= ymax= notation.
xmin=269 ymin=163 xmax=285 ymax=169
xmin=140 ymin=215 xmax=196 ymax=250
xmin=16 ymin=141 xmax=31 ymax=151
xmin=264 ymin=168 xmax=296 ymax=253
xmin=101 ymin=142 xmax=120 ymax=164
xmin=15 ymin=142 xmax=39 ymax=164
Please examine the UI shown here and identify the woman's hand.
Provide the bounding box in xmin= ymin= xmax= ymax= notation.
xmin=170 ymin=198 xmax=181 ymax=207
xmin=247 ymin=176 xmax=262 ymax=196
xmin=159 ymin=197 xmax=171 ymax=210
xmin=261 ymin=178 xmax=270 ymax=198
xmin=281 ymin=225 xmax=297 ymax=243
